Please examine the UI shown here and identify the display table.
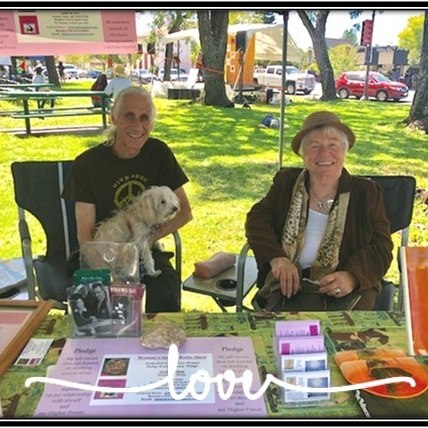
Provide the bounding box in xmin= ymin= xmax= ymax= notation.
xmin=0 ymin=310 xmax=415 ymax=418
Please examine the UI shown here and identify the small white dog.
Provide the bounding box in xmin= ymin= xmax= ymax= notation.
xmin=94 ymin=186 xmax=180 ymax=277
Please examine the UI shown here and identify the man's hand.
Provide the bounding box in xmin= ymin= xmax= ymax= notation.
xmin=270 ymin=257 xmax=300 ymax=298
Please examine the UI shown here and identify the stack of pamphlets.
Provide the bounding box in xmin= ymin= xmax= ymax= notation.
xmin=274 ymin=319 xmax=330 ymax=405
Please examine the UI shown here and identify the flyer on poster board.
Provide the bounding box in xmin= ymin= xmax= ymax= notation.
xmin=0 ymin=10 xmax=137 ymax=55
xmin=33 ymin=336 xmax=267 ymax=418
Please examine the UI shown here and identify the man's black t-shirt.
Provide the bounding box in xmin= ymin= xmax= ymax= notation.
xmin=63 ymin=138 xmax=188 ymax=223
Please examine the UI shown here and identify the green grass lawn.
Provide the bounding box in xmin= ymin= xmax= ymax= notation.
xmin=1 ymin=80 xmax=427 ymax=312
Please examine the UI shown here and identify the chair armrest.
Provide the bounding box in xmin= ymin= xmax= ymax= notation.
xmin=172 ymin=230 xmax=182 ymax=282
xmin=18 ymin=215 xmax=37 ymax=299
xmin=236 ymin=242 xmax=251 ymax=312
xmin=18 ymin=217 xmax=31 ymax=243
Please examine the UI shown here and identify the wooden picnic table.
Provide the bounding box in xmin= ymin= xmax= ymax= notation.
xmin=0 ymin=90 xmax=110 ymax=134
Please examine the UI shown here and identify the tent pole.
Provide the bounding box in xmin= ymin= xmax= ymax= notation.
xmin=279 ymin=11 xmax=289 ymax=170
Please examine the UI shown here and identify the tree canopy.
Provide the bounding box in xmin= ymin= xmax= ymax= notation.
xmin=398 ymin=14 xmax=424 ymax=65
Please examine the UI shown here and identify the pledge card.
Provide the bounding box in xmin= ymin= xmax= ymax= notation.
xmin=281 ymin=370 xmax=331 ymax=404
xmin=14 ymin=338 xmax=53 ymax=366
xmin=278 ymin=352 xmax=328 ymax=372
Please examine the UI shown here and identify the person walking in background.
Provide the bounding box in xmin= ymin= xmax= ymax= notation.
xmin=58 ymin=61 xmax=65 ymax=83
xmin=31 ymin=64 xmax=45 ymax=86
xmin=32 ymin=65 xmax=54 ymax=109
xmin=390 ymin=68 xmax=400 ymax=82
xmin=104 ymin=64 xmax=132 ymax=101
xmin=90 ymin=73 xmax=110 ymax=108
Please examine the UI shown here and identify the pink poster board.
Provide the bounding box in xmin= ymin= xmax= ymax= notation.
xmin=0 ymin=10 xmax=137 ymax=55
xmin=0 ymin=310 xmax=32 ymax=351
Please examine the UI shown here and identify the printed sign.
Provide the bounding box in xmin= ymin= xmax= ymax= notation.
xmin=0 ymin=10 xmax=137 ymax=55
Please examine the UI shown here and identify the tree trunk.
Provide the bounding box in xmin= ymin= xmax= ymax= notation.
xmin=197 ymin=11 xmax=234 ymax=107
xmin=298 ymin=11 xmax=337 ymax=101
xmin=163 ymin=12 xmax=185 ymax=82
xmin=10 ymin=57 xmax=17 ymax=78
xmin=406 ymin=11 xmax=428 ymax=132
xmin=45 ymin=56 xmax=60 ymax=87
xmin=163 ymin=43 xmax=174 ymax=81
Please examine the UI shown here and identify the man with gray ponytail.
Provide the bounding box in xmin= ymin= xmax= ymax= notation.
xmin=63 ymin=86 xmax=192 ymax=313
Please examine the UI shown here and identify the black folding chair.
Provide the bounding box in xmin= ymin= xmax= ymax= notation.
xmin=11 ymin=160 xmax=78 ymax=307
xmin=11 ymin=160 xmax=182 ymax=308
xmin=362 ymin=176 xmax=416 ymax=311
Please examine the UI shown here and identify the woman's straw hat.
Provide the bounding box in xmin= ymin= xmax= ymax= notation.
xmin=291 ymin=110 xmax=356 ymax=154
xmin=113 ymin=64 xmax=128 ymax=78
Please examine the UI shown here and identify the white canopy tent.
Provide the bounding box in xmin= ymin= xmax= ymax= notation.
xmin=155 ymin=23 xmax=302 ymax=64
xmin=149 ymin=19 xmax=298 ymax=169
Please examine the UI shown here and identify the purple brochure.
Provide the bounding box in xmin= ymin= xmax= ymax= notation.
xmin=33 ymin=336 xmax=267 ymax=418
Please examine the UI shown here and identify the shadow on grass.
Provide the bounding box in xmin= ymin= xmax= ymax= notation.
xmin=188 ymin=160 xmax=277 ymax=201
xmin=11 ymin=125 xmax=106 ymax=138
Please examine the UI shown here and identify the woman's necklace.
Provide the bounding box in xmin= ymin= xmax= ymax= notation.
xmin=311 ymin=187 xmax=336 ymax=212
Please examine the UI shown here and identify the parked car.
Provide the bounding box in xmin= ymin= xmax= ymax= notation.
xmin=257 ymin=65 xmax=315 ymax=95
xmin=131 ymin=68 xmax=154 ymax=83
xmin=335 ymin=71 xmax=409 ymax=102
xmin=62 ymin=64 xmax=80 ymax=80
xmin=157 ymin=68 xmax=188 ymax=82
xmin=76 ymin=69 xmax=88 ymax=78
xmin=86 ymin=70 xmax=102 ymax=79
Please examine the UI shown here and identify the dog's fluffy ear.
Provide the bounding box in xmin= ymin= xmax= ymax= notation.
xmin=138 ymin=192 xmax=158 ymax=226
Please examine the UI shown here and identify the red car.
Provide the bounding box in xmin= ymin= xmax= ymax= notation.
xmin=335 ymin=71 xmax=409 ymax=101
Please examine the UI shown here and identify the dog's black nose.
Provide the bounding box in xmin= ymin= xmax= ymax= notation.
xmin=172 ymin=206 xmax=178 ymax=211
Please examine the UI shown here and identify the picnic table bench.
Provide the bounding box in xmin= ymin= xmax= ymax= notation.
xmin=0 ymin=83 xmax=56 ymax=91
xmin=0 ymin=90 xmax=110 ymax=135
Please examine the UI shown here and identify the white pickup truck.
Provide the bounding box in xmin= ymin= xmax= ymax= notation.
xmin=256 ymin=65 xmax=316 ymax=95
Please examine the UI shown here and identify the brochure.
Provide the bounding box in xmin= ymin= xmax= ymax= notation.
xmin=33 ymin=336 xmax=267 ymax=418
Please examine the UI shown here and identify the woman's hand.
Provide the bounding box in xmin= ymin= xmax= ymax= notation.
xmin=270 ymin=257 xmax=300 ymax=298
xmin=318 ymin=271 xmax=358 ymax=298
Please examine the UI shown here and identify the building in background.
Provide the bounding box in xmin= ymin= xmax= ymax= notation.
xmin=357 ymin=45 xmax=409 ymax=76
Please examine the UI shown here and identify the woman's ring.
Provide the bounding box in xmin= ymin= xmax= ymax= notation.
xmin=335 ymin=288 xmax=340 ymax=296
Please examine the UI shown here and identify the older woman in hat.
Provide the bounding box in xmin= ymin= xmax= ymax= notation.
xmin=246 ymin=111 xmax=393 ymax=311
xmin=104 ymin=64 xmax=132 ymax=100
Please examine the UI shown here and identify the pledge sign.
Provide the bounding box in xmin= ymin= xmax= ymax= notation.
xmin=0 ymin=10 xmax=137 ymax=55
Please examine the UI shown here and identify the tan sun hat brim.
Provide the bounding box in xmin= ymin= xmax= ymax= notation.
xmin=292 ymin=111 xmax=356 ymax=154
xmin=113 ymin=65 xmax=127 ymax=78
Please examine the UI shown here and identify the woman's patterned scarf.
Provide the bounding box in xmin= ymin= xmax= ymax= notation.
xmin=259 ymin=169 xmax=350 ymax=298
